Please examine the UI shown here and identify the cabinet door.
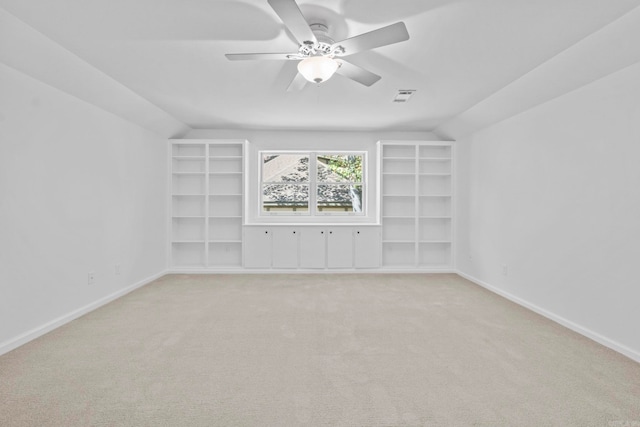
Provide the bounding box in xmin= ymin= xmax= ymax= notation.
xmin=327 ymin=228 xmax=353 ymax=268
xmin=299 ymin=227 xmax=326 ymax=269
xmin=243 ymin=228 xmax=271 ymax=268
xmin=272 ymin=227 xmax=299 ymax=269
xmin=354 ymin=228 xmax=381 ymax=268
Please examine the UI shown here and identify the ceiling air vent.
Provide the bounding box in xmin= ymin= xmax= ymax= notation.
xmin=393 ymin=90 xmax=416 ymax=103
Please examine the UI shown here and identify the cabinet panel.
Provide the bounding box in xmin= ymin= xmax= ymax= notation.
xmin=327 ymin=228 xmax=353 ymax=268
xmin=272 ymin=227 xmax=299 ymax=269
xmin=299 ymin=228 xmax=326 ymax=269
xmin=243 ymin=228 xmax=271 ymax=268
xmin=354 ymin=228 xmax=380 ymax=268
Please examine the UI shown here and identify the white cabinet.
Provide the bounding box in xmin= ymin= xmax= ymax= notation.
xmin=243 ymin=226 xmax=379 ymax=270
xmin=299 ymin=227 xmax=326 ymax=269
xmin=327 ymin=228 xmax=354 ymax=268
xmin=380 ymin=141 xmax=453 ymax=270
xmin=243 ymin=228 xmax=272 ymax=268
xmin=354 ymin=228 xmax=381 ymax=268
xmin=171 ymin=140 xmax=244 ymax=269
xmin=272 ymin=227 xmax=299 ymax=269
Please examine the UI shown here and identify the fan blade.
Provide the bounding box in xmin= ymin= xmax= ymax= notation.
xmin=287 ymin=72 xmax=309 ymax=92
xmin=268 ymin=0 xmax=317 ymax=46
xmin=225 ymin=53 xmax=299 ymax=61
xmin=332 ymin=22 xmax=409 ymax=56
xmin=335 ymin=60 xmax=382 ymax=87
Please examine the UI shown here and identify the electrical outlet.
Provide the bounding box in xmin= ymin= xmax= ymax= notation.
xmin=502 ymin=264 xmax=508 ymax=276
xmin=88 ymin=272 xmax=95 ymax=285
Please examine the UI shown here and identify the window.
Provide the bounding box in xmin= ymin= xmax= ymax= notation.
xmin=260 ymin=152 xmax=365 ymax=216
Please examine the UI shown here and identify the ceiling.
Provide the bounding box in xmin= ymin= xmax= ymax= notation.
xmin=1 ymin=0 xmax=638 ymax=134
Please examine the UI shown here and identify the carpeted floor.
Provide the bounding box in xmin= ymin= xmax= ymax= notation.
xmin=1 ymin=273 xmax=639 ymax=426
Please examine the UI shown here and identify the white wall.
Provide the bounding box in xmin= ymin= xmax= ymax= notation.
xmin=0 ymin=63 xmax=168 ymax=353
xmin=455 ymin=61 xmax=640 ymax=361
xmin=185 ymin=129 xmax=443 ymax=224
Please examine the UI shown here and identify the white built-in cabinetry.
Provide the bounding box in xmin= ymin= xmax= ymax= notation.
xmin=243 ymin=226 xmax=381 ymax=269
xmin=170 ymin=139 xmax=452 ymax=271
xmin=380 ymin=141 xmax=453 ymax=269
xmin=171 ymin=140 xmax=244 ymax=269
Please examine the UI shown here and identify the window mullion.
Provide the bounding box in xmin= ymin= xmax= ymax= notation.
xmin=309 ymin=152 xmax=317 ymax=215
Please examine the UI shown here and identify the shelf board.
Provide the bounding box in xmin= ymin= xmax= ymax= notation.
xmin=206 ymin=265 xmax=243 ymax=268
xmin=209 ymin=155 xmax=242 ymax=159
xmin=383 ymin=156 xmax=415 ymax=160
xmin=209 ymin=171 xmax=242 ymax=175
xmin=418 ymin=194 xmax=451 ymax=198
xmin=172 ymin=216 xmax=206 ymax=219
xmin=209 ymin=193 xmax=243 ymax=197
xmin=172 ymin=156 xmax=205 ymax=159
xmin=209 ymin=215 xmax=242 ymax=219
xmin=172 ymin=172 xmax=206 ymax=175
xmin=171 ymin=240 xmax=206 ymax=244
xmin=419 ymin=240 xmax=452 ymax=244
xmin=382 ymin=240 xmax=416 ymax=244
xmin=418 ymin=216 xmax=452 ymax=219
xmin=383 ymin=172 xmax=415 ymax=176
xmin=418 ymin=173 xmax=451 ymax=177
xmin=419 ymin=157 xmax=451 ymax=161
xmin=209 ymin=240 xmax=242 ymax=244
xmin=172 ymin=193 xmax=206 ymax=197
xmin=382 ymin=194 xmax=414 ymax=198
xmin=382 ymin=216 xmax=415 ymax=219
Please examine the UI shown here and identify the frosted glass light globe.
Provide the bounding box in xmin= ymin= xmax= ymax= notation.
xmin=297 ymin=56 xmax=339 ymax=84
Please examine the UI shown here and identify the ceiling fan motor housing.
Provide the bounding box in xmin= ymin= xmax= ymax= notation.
xmin=309 ymin=23 xmax=334 ymax=55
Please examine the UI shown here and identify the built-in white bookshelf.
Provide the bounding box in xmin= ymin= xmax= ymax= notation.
xmin=380 ymin=141 xmax=453 ymax=269
xmin=171 ymin=141 xmax=244 ymax=269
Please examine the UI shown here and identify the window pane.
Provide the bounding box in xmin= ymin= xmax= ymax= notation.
xmin=262 ymin=184 xmax=309 ymax=212
xmin=317 ymin=184 xmax=363 ymax=213
xmin=317 ymin=154 xmax=363 ymax=183
xmin=262 ymin=154 xmax=309 ymax=183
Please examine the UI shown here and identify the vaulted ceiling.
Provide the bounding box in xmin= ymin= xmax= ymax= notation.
xmin=1 ymin=0 xmax=639 ymax=138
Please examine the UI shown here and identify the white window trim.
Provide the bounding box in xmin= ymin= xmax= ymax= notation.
xmin=259 ymin=150 xmax=367 ymax=218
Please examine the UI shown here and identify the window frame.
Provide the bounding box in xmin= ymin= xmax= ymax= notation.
xmin=259 ymin=150 xmax=366 ymax=217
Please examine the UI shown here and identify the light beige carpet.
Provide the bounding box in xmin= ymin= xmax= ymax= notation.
xmin=1 ymin=273 xmax=639 ymax=426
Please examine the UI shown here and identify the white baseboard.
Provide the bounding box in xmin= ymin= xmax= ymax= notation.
xmin=0 ymin=270 xmax=167 ymax=357
xmin=455 ymin=270 xmax=640 ymax=364
xmin=167 ymin=268 xmax=457 ymax=274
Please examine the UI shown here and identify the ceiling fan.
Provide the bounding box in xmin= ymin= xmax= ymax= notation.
xmin=225 ymin=0 xmax=410 ymax=90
